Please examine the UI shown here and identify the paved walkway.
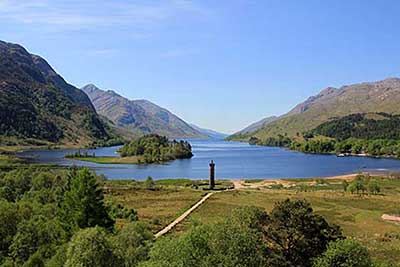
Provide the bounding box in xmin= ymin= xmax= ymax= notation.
xmin=382 ymin=214 xmax=400 ymax=223
xmin=155 ymin=192 xmax=215 ymax=238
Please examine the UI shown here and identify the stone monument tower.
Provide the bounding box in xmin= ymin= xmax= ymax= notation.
xmin=209 ymin=160 xmax=215 ymax=189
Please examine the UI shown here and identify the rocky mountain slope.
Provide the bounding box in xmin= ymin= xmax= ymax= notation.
xmin=82 ymin=84 xmax=206 ymax=139
xmin=0 ymin=40 xmax=112 ymax=146
xmin=230 ymin=78 xmax=400 ymax=141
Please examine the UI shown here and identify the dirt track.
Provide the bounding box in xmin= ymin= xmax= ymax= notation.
xmin=155 ymin=192 xmax=214 ymax=238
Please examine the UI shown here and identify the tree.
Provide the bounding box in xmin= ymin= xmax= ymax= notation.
xmin=0 ymin=168 xmax=34 ymax=202
xmin=367 ymin=180 xmax=380 ymax=195
xmin=108 ymin=201 xmax=138 ymax=222
xmin=65 ymin=227 xmax=117 ymax=267
xmin=342 ymin=180 xmax=349 ymax=192
xmin=264 ymin=199 xmax=343 ymax=267
xmin=313 ymin=239 xmax=372 ymax=267
xmin=348 ymin=176 xmax=367 ymax=195
xmin=9 ymin=215 xmax=67 ymax=265
xmin=0 ymin=200 xmax=20 ymax=259
xmin=61 ymin=168 xmax=114 ymax=230
xmin=206 ymin=212 xmax=269 ymax=267
xmin=111 ymin=222 xmax=153 ymax=267
xmin=145 ymin=176 xmax=155 ymax=190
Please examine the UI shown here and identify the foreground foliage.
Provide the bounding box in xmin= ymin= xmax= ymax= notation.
xmin=0 ymin=167 xmax=147 ymax=266
xmin=0 ymin=168 xmax=378 ymax=266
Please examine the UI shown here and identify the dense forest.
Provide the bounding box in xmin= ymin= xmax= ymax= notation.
xmin=0 ymin=167 xmax=142 ymax=266
xmin=311 ymin=113 xmax=400 ymax=140
xmin=0 ymin=167 xmax=373 ymax=266
xmin=119 ymin=134 xmax=193 ymax=163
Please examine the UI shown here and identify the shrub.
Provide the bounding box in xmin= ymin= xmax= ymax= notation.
xmin=313 ymin=239 xmax=372 ymax=267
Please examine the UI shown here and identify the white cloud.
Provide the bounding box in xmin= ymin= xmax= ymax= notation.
xmin=0 ymin=0 xmax=209 ymax=29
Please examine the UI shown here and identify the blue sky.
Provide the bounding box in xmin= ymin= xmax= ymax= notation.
xmin=1 ymin=0 xmax=400 ymax=133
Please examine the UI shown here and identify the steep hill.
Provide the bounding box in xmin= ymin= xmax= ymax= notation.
xmin=230 ymin=78 xmax=400 ymax=141
xmin=0 ymin=40 xmax=112 ymax=146
xmin=82 ymin=84 xmax=206 ymax=139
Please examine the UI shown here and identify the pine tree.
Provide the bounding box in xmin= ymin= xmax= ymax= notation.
xmin=61 ymin=168 xmax=114 ymax=230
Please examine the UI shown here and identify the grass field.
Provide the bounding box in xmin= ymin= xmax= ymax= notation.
xmin=0 ymin=154 xmax=25 ymax=166
xmin=106 ymin=176 xmax=400 ymax=266
xmin=104 ymin=179 xmax=232 ymax=232
xmin=72 ymin=156 xmax=142 ymax=164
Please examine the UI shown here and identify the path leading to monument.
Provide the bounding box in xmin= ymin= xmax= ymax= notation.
xmin=155 ymin=192 xmax=214 ymax=238
xmin=154 ymin=173 xmax=364 ymax=238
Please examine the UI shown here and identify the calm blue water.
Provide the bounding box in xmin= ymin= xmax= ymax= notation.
xmin=18 ymin=139 xmax=400 ymax=180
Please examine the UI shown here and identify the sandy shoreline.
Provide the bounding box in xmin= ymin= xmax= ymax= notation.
xmin=231 ymin=172 xmax=398 ymax=190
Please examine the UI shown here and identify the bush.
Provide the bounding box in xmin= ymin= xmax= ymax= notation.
xmin=108 ymin=202 xmax=138 ymax=222
xmin=367 ymin=180 xmax=381 ymax=195
xmin=348 ymin=176 xmax=367 ymax=194
xmin=145 ymin=176 xmax=156 ymax=190
xmin=65 ymin=227 xmax=117 ymax=267
xmin=313 ymin=239 xmax=372 ymax=267
xmin=111 ymin=222 xmax=154 ymax=267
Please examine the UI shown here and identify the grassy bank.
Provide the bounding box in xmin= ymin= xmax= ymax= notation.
xmin=71 ymin=156 xmax=142 ymax=164
xmin=0 ymin=154 xmax=25 ymax=166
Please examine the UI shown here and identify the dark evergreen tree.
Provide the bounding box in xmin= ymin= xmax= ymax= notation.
xmin=61 ymin=168 xmax=114 ymax=230
xmin=264 ymin=199 xmax=343 ymax=267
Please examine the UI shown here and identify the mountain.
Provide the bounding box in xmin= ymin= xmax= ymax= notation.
xmin=0 ymin=40 xmax=112 ymax=146
xmin=189 ymin=124 xmax=228 ymax=139
xmin=229 ymin=78 xmax=400 ymax=141
xmin=82 ymin=84 xmax=206 ymax=139
xmin=234 ymin=116 xmax=278 ymax=134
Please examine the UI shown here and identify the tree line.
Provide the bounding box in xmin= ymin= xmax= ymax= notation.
xmin=118 ymin=134 xmax=193 ymax=164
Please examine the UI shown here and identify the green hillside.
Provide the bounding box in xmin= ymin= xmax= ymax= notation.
xmin=230 ymin=78 xmax=400 ymax=142
xmin=0 ymin=40 xmax=114 ymax=147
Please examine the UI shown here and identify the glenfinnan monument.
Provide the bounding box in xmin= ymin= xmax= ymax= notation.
xmin=209 ymin=160 xmax=215 ymax=189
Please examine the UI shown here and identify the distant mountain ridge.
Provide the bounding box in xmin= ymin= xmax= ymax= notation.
xmin=229 ymin=78 xmax=400 ymax=141
xmin=235 ymin=116 xmax=278 ymax=134
xmin=0 ymin=40 xmax=112 ymax=146
xmin=82 ymin=84 xmax=206 ymax=139
xmin=189 ymin=124 xmax=228 ymax=139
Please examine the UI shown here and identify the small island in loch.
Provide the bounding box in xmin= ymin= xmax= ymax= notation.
xmin=66 ymin=134 xmax=193 ymax=164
